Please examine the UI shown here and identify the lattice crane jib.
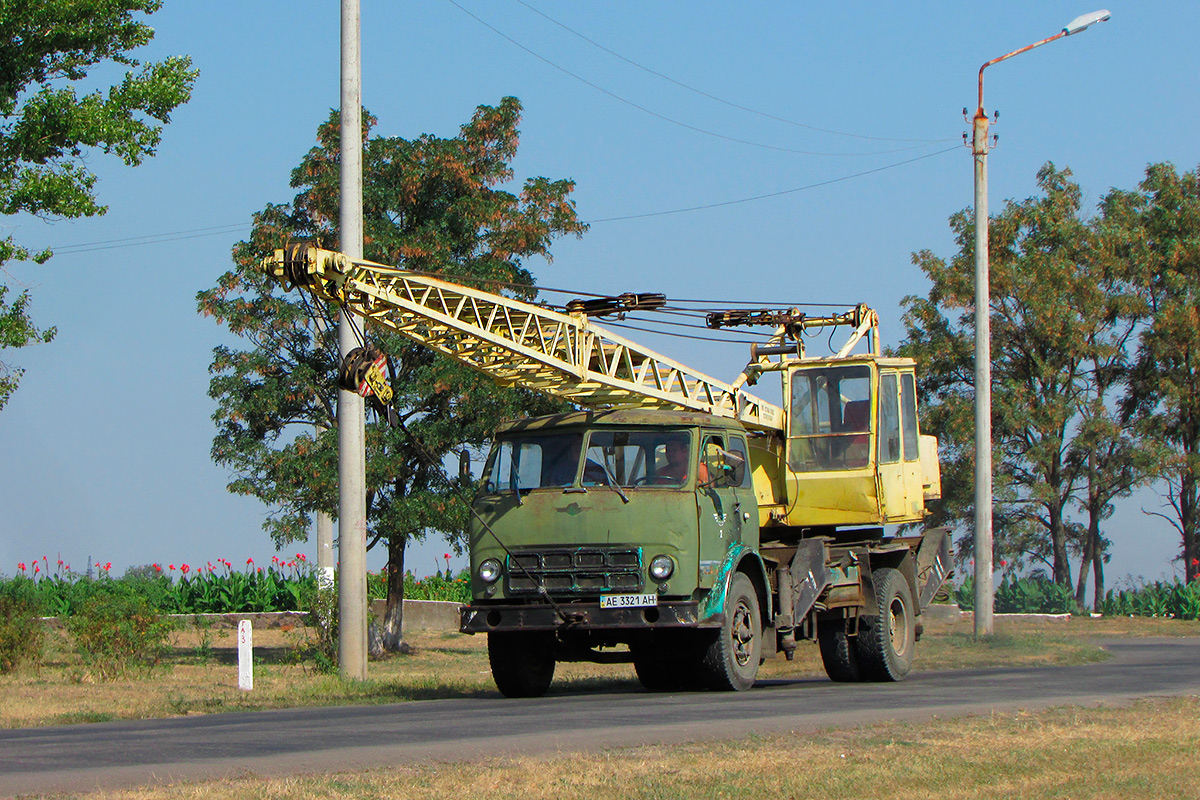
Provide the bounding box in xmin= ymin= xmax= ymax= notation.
xmin=262 ymin=245 xmax=786 ymax=432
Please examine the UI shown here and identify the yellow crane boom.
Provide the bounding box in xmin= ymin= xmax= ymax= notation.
xmin=262 ymin=245 xmax=785 ymax=432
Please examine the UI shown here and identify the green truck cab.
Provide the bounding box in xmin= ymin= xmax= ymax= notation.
xmin=460 ymin=354 xmax=951 ymax=697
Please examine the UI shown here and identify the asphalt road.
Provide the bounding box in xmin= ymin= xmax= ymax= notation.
xmin=3 ymin=637 xmax=1198 ymax=796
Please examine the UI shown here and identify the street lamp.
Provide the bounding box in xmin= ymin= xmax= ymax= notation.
xmin=969 ymin=10 xmax=1110 ymax=637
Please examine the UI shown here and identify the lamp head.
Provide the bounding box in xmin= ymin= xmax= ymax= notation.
xmin=1063 ymin=10 xmax=1111 ymax=36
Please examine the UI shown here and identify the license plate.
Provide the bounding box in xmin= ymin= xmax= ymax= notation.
xmin=600 ymin=593 xmax=658 ymax=609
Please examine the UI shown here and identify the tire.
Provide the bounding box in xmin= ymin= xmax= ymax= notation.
xmin=817 ymin=618 xmax=863 ymax=682
xmin=488 ymin=631 xmax=556 ymax=698
xmin=631 ymin=633 xmax=705 ymax=692
xmin=631 ymin=638 xmax=682 ymax=692
xmin=857 ymin=567 xmax=916 ymax=681
xmin=699 ymin=573 xmax=761 ymax=691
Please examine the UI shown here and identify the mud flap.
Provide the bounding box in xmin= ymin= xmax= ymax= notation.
xmin=915 ymin=527 xmax=952 ymax=611
xmin=789 ymin=539 xmax=832 ymax=623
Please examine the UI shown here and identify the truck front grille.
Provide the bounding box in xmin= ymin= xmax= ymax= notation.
xmin=506 ymin=547 xmax=643 ymax=595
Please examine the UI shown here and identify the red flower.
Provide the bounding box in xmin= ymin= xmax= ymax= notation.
xmin=33 ymin=563 xmax=40 ymax=574
xmin=444 ymin=553 xmax=451 ymax=560
xmin=17 ymin=562 xmax=25 ymax=572
xmin=296 ymin=553 xmax=306 ymax=562
xmin=168 ymin=564 xmax=176 ymax=571
xmin=181 ymin=563 xmax=190 ymax=575
xmin=246 ymin=557 xmax=254 ymax=566
xmin=153 ymin=564 xmax=162 ymax=572
xmin=104 ymin=562 xmax=111 ymax=571
xmin=1000 ymin=560 xmax=1008 ymax=568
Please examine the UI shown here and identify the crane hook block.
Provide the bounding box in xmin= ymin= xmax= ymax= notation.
xmin=339 ymin=347 xmax=393 ymax=406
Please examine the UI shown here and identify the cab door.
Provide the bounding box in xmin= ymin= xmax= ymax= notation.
xmin=878 ymin=369 xmax=926 ymax=521
xmin=876 ymin=371 xmax=908 ymax=521
xmin=696 ymin=431 xmax=743 ymax=588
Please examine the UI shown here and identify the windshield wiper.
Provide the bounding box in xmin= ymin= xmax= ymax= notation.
xmin=597 ymin=459 xmax=629 ymax=504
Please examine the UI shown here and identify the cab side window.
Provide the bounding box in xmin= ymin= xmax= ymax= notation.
xmin=878 ymin=373 xmax=901 ymax=464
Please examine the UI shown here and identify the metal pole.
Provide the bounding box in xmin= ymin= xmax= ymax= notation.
xmin=966 ymin=10 xmax=1109 ymax=637
xmin=338 ymin=0 xmax=368 ymax=680
xmin=971 ymin=106 xmax=994 ymax=637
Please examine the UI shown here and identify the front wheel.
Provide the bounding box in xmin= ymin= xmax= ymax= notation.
xmin=857 ymin=567 xmax=916 ymax=681
xmin=488 ymin=631 xmax=556 ymax=697
xmin=699 ymin=573 xmax=761 ymax=691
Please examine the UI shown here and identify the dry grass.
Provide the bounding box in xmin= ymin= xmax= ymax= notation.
xmin=59 ymin=696 xmax=1200 ymax=800
xmin=2 ymin=614 xmax=1196 ymax=729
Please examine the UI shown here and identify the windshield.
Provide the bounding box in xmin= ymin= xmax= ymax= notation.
xmin=481 ymin=429 xmax=694 ymax=492
xmin=583 ymin=430 xmax=692 ymax=487
xmin=482 ymin=432 xmax=584 ymax=492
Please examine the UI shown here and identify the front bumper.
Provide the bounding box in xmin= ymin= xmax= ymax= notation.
xmin=459 ymin=600 xmax=715 ymax=633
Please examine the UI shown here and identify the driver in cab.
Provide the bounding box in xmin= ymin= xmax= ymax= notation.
xmin=657 ymin=437 xmax=707 ymax=485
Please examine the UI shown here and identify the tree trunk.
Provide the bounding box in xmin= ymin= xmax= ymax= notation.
xmin=1182 ymin=469 xmax=1199 ymax=584
xmin=1074 ymin=527 xmax=1093 ymax=608
xmin=1092 ymin=535 xmax=1105 ymax=613
xmin=1048 ymin=499 xmax=1073 ymax=588
xmin=381 ymin=536 xmax=413 ymax=653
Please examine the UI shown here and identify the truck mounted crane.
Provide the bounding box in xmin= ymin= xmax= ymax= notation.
xmin=263 ymin=244 xmax=951 ymax=697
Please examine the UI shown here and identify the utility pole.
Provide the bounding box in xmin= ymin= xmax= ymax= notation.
xmin=337 ymin=0 xmax=368 ymax=680
xmin=970 ymin=103 xmax=994 ymax=638
xmin=968 ymin=9 xmax=1110 ymax=638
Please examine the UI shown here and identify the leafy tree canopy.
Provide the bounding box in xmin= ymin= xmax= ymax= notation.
xmin=0 ymin=0 xmax=197 ymax=409
xmin=198 ymin=98 xmax=585 ymax=643
xmin=901 ymin=163 xmax=1150 ymax=596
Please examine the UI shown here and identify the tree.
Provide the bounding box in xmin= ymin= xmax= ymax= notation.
xmin=902 ymin=164 xmax=1148 ymax=596
xmin=1105 ymin=163 xmax=1200 ymax=584
xmin=0 ymin=0 xmax=196 ymax=409
xmin=198 ymin=98 xmax=585 ymax=650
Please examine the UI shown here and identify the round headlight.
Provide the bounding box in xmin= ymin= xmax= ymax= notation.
xmin=477 ymin=558 xmax=502 ymax=584
xmin=649 ymin=554 xmax=675 ymax=581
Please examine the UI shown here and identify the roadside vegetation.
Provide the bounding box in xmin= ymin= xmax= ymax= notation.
xmin=955 ymin=574 xmax=1200 ymax=619
xmin=0 ymin=560 xmax=469 ymax=617
xmin=4 ymin=614 xmax=1198 ymax=729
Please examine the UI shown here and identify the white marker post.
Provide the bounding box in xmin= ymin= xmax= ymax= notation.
xmin=237 ymin=619 xmax=253 ymax=691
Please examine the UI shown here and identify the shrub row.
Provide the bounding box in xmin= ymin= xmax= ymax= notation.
xmin=954 ymin=574 xmax=1200 ymax=620
xmin=955 ymin=575 xmax=1077 ymax=615
xmin=1099 ymin=579 xmax=1200 ymax=620
xmin=0 ymin=566 xmax=471 ymax=619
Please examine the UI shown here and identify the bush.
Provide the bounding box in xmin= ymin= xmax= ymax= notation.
xmin=0 ymin=578 xmax=46 ymax=673
xmin=299 ymin=587 xmax=338 ymax=674
xmin=1101 ymin=580 xmax=1200 ymax=620
xmin=956 ymin=575 xmax=1078 ymax=614
xmin=367 ymin=569 xmax=471 ymax=604
xmin=66 ymin=591 xmax=178 ymax=681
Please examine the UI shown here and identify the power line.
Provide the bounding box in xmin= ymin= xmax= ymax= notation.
xmin=447 ymin=0 xmax=939 ymax=158
xmin=44 ymin=223 xmax=249 ymax=254
xmin=35 ymin=147 xmax=956 ymax=253
xmin=588 ymin=145 xmax=958 ymax=222
xmin=511 ymin=0 xmax=949 ymax=145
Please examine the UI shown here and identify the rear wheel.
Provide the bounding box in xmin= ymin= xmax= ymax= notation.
xmin=857 ymin=567 xmax=916 ymax=681
xmin=488 ymin=631 xmax=556 ymax=697
xmin=817 ymin=618 xmax=863 ymax=682
xmin=699 ymin=573 xmax=761 ymax=691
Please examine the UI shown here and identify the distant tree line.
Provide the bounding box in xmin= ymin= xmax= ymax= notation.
xmin=901 ymin=162 xmax=1200 ymax=607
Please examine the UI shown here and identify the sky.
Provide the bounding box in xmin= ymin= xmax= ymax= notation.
xmin=1 ymin=1 xmax=1195 ymax=587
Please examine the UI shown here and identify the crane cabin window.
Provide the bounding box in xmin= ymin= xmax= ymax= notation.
xmin=788 ymin=365 xmax=872 ymax=472
xmin=483 ymin=432 xmax=585 ymax=492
